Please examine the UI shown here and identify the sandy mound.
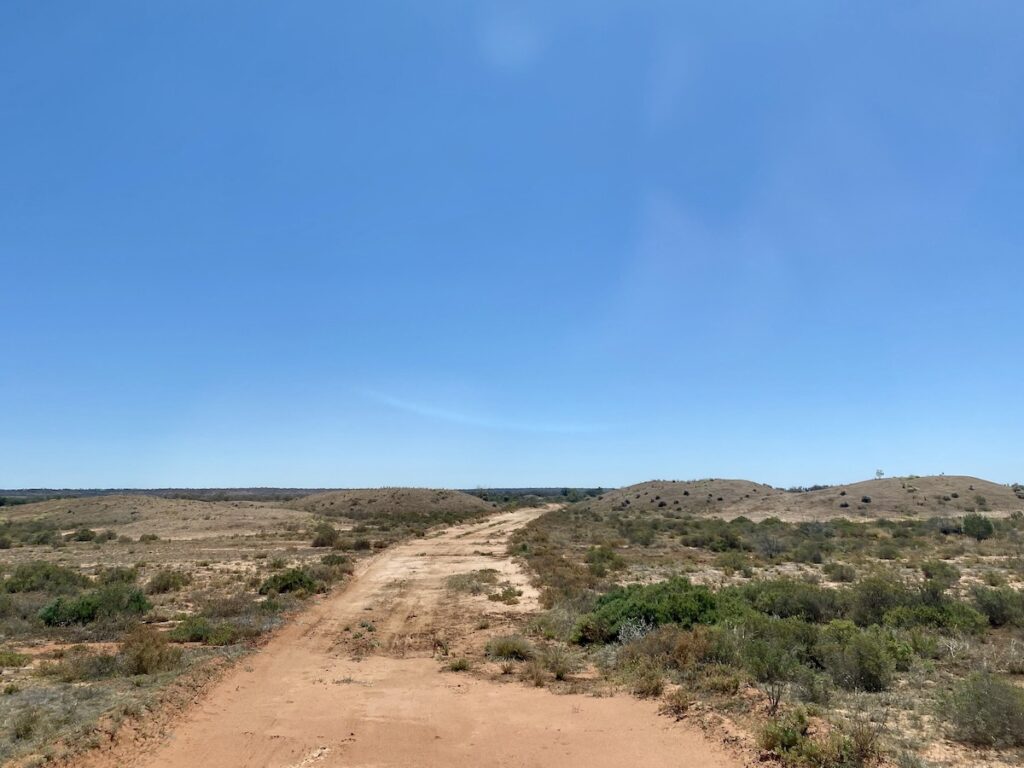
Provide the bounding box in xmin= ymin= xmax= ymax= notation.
xmin=586 ymin=476 xmax=1023 ymax=521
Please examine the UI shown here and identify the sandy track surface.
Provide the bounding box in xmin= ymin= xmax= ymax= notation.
xmin=91 ymin=508 xmax=742 ymax=768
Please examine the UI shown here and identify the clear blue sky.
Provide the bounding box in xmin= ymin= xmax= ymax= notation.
xmin=2 ymin=2 xmax=1022 ymax=489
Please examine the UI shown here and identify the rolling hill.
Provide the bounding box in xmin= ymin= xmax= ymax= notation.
xmin=0 ymin=494 xmax=312 ymax=539
xmin=585 ymin=475 xmax=1024 ymax=521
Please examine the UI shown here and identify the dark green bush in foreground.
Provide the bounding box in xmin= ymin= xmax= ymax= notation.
xmin=258 ymin=567 xmax=317 ymax=595
xmin=573 ymin=577 xmax=717 ymax=643
xmin=169 ymin=616 xmax=238 ymax=645
xmin=39 ymin=584 xmax=150 ymax=626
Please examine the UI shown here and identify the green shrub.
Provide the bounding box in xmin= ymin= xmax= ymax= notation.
xmin=920 ymin=559 xmax=960 ymax=587
xmin=445 ymin=657 xmax=471 ymax=672
xmin=627 ymin=660 xmax=665 ymax=698
xmin=972 ymin=586 xmax=1024 ymax=627
xmin=485 ymin=634 xmax=535 ymax=661
xmin=311 ymin=522 xmax=340 ymax=548
xmin=0 ymin=648 xmax=29 ymax=668
xmin=39 ymin=584 xmax=150 ymax=626
xmin=616 ymin=625 xmax=716 ymax=672
xmin=962 ymin=513 xmax=994 ymax=541
xmin=119 ymin=625 xmax=182 ymax=675
xmin=738 ymin=579 xmax=845 ymax=623
xmin=585 ymin=545 xmax=625 ymax=576
xmin=259 ymin=567 xmax=317 ymax=595
xmin=447 ymin=569 xmax=500 ymax=595
xmin=42 ymin=646 xmax=119 ymax=681
xmin=759 ymin=708 xmax=810 ymax=755
xmin=3 ymin=561 xmax=88 ymax=594
xmin=760 ymin=709 xmax=880 ymax=767
xmin=848 ymin=575 xmax=913 ymax=627
xmin=12 ymin=707 xmax=41 ymax=740
xmin=169 ymin=616 xmax=238 ymax=645
xmin=714 ymin=551 xmax=753 ymax=577
xmin=817 ymin=622 xmax=894 ymax=692
xmin=944 ymin=672 xmax=1024 ymax=747
xmin=659 ymin=688 xmax=693 ymax=719
xmin=542 ymin=645 xmax=581 ymax=680
xmin=146 ymin=569 xmax=191 ymax=594
xmin=98 ymin=566 xmax=138 ymax=585
xmin=882 ymin=602 xmax=987 ymax=634
xmin=69 ymin=527 xmax=96 ymax=541
xmin=823 ymin=562 xmax=856 ymax=583
xmin=573 ymin=577 xmax=717 ymax=644
xmin=739 ymin=618 xmax=806 ymax=713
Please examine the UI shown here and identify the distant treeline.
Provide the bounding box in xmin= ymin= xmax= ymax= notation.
xmin=0 ymin=486 xmax=613 ymax=506
xmin=0 ymin=488 xmax=326 ymax=504
xmin=464 ymin=488 xmax=606 ymax=504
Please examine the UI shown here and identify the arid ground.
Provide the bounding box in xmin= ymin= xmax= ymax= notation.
xmin=3 ymin=478 xmax=1024 ymax=768
xmin=65 ymin=507 xmax=742 ymax=768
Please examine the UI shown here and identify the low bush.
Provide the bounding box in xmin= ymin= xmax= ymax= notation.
xmin=759 ymin=708 xmax=810 ymax=755
xmin=944 ymin=672 xmax=1024 ymax=747
xmin=823 ymin=562 xmax=856 ymax=583
xmin=920 ymin=559 xmax=959 ymax=587
xmin=817 ymin=622 xmax=894 ymax=692
xmin=43 ymin=626 xmax=181 ymax=680
xmin=739 ymin=619 xmax=804 ymax=713
xmin=616 ymin=625 xmax=716 ymax=673
xmin=627 ymin=660 xmax=665 ymax=698
xmin=573 ymin=577 xmax=717 ymax=644
xmin=972 ymin=585 xmax=1024 ymax=627
xmin=3 ymin=561 xmax=88 ymax=594
xmin=320 ymin=553 xmax=351 ymax=568
xmin=737 ymin=579 xmax=845 ymax=623
xmin=542 ymin=645 xmax=581 ymax=680
xmin=146 ymin=569 xmax=191 ymax=594
xmin=119 ymin=625 xmax=183 ymax=675
xmin=98 ymin=566 xmax=138 ymax=585
xmin=12 ymin=707 xmax=41 ymax=740
xmin=659 ymin=688 xmax=692 ymax=719
xmin=447 ymin=569 xmax=500 ymax=595
xmin=259 ymin=567 xmax=317 ymax=595
xmin=311 ymin=522 xmax=340 ymax=548
xmin=169 ymin=616 xmax=238 ymax=645
xmin=43 ymin=646 xmax=120 ymax=681
xmin=760 ymin=709 xmax=880 ymax=768
xmin=39 ymin=584 xmax=151 ymax=626
xmin=0 ymin=647 xmax=29 ymax=668
xmin=963 ymin=513 xmax=994 ymax=541
xmin=485 ymin=634 xmax=535 ymax=661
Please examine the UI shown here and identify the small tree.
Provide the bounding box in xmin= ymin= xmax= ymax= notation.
xmin=876 ymin=469 xmax=885 ymax=480
xmin=962 ymin=513 xmax=994 ymax=541
xmin=741 ymin=632 xmax=798 ymax=714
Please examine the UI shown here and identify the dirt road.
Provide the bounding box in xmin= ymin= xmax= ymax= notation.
xmin=102 ymin=508 xmax=743 ymax=768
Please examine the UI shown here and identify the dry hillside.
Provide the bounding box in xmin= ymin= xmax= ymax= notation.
xmin=288 ymin=487 xmax=494 ymax=518
xmin=1 ymin=494 xmax=312 ymax=540
xmin=588 ymin=475 xmax=1024 ymax=521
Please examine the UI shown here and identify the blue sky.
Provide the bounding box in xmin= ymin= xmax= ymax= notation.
xmin=2 ymin=2 xmax=1022 ymax=489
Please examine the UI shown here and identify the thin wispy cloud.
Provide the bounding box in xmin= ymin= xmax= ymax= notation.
xmin=363 ymin=390 xmax=612 ymax=435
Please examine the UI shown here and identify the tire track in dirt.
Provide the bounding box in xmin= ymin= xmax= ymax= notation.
xmin=77 ymin=507 xmax=744 ymax=768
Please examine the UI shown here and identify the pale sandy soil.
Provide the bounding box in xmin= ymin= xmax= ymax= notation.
xmin=69 ymin=507 xmax=743 ymax=768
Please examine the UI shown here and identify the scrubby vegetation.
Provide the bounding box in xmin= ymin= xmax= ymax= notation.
xmin=0 ymin=487 xmax=439 ymax=764
xmin=510 ymin=499 xmax=1024 ymax=766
